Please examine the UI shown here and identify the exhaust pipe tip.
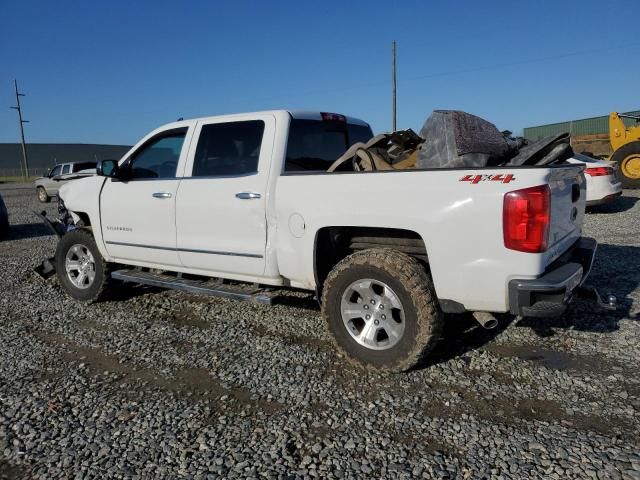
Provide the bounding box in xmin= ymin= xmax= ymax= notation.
xmin=472 ymin=311 xmax=499 ymax=330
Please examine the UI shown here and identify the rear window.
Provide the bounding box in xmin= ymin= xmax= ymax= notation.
xmin=73 ymin=162 xmax=97 ymax=172
xmin=284 ymin=119 xmax=373 ymax=172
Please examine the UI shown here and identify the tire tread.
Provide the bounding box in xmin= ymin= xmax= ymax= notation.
xmin=55 ymin=229 xmax=113 ymax=302
xmin=321 ymin=248 xmax=443 ymax=372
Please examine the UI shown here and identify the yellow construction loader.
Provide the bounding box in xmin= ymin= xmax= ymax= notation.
xmin=610 ymin=112 xmax=640 ymax=189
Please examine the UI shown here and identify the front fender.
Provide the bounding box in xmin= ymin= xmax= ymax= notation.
xmin=58 ymin=176 xmax=110 ymax=260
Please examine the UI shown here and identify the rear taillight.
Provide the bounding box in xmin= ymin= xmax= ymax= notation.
xmin=503 ymin=185 xmax=550 ymax=253
xmin=585 ymin=166 xmax=614 ymax=177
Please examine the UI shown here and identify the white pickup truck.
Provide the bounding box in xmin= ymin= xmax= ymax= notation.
xmin=47 ymin=110 xmax=597 ymax=371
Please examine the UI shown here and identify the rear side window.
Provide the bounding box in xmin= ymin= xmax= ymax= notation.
xmin=192 ymin=121 xmax=265 ymax=177
xmin=284 ymin=119 xmax=373 ymax=172
xmin=74 ymin=162 xmax=96 ymax=172
xmin=61 ymin=164 xmax=71 ymax=175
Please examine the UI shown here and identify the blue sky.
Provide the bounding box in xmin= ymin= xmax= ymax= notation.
xmin=1 ymin=0 xmax=638 ymax=145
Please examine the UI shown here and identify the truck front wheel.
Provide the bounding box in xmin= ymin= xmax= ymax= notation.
xmin=37 ymin=187 xmax=50 ymax=203
xmin=322 ymin=249 xmax=443 ymax=372
xmin=55 ymin=229 xmax=112 ymax=302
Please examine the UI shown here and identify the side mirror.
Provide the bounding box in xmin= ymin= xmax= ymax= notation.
xmin=97 ymin=159 xmax=119 ymax=178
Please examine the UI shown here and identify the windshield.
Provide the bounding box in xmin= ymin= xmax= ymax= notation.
xmin=49 ymin=165 xmax=62 ymax=177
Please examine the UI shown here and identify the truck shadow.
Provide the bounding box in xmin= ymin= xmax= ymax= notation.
xmin=420 ymin=312 xmax=513 ymax=369
xmin=587 ymin=194 xmax=638 ymax=214
xmin=271 ymin=293 xmax=319 ymax=310
xmin=420 ymin=243 xmax=639 ymax=368
xmin=6 ymin=222 xmax=53 ymax=241
xmin=518 ymin=243 xmax=639 ymax=337
xmin=103 ymin=284 xmax=165 ymax=303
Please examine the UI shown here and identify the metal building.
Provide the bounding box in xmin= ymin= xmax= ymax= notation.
xmin=0 ymin=143 xmax=131 ymax=177
xmin=524 ymin=110 xmax=640 ymax=140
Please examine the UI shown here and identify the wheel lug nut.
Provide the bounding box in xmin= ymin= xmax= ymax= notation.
xmin=374 ymin=319 xmax=379 ymax=325
xmin=365 ymin=314 xmax=371 ymax=320
xmin=381 ymin=314 xmax=386 ymax=320
xmin=363 ymin=305 xmax=369 ymax=310
xmin=370 ymin=300 xmax=375 ymax=305
xmin=379 ymin=304 xmax=384 ymax=310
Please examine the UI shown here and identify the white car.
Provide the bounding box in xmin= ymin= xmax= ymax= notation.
xmin=45 ymin=110 xmax=596 ymax=371
xmin=568 ymin=153 xmax=622 ymax=206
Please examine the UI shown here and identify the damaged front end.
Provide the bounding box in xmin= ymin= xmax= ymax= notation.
xmin=33 ymin=198 xmax=77 ymax=279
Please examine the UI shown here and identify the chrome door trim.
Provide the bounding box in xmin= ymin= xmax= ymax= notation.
xmin=105 ymin=241 xmax=263 ymax=258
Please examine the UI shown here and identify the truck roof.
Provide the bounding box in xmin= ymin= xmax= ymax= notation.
xmin=168 ymin=110 xmax=370 ymax=128
xmin=287 ymin=110 xmax=370 ymax=127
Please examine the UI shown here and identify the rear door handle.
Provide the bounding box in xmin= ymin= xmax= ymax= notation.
xmin=152 ymin=192 xmax=172 ymax=199
xmin=235 ymin=192 xmax=261 ymax=199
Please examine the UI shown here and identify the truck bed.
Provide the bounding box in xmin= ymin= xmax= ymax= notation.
xmin=274 ymin=163 xmax=585 ymax=312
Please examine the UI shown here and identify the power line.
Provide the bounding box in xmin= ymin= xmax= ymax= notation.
xmin=392 ymin=40 xmax=397 ymax=131
xmin=10 ymin=80 xmax=30 ymax=180
xmin=249 ymin=42 xmax=640 ymax=105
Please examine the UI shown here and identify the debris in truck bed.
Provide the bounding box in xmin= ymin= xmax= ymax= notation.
xmin=329 ymin=110 xmax=574 ymax=172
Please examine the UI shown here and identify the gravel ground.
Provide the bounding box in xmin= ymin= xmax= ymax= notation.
xmin=0 ymin=184 xmax=638 ymax=480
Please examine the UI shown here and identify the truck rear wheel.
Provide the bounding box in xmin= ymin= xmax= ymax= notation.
xmin=55 ymin=229 xmax=112 ymax=302
xmin=322 ymin=249 xmax=443 ymax=372
xmin=611 ymin=141 xmax=640 ymax=189
xmin=37 ymin=187 xmax=50 ymax=203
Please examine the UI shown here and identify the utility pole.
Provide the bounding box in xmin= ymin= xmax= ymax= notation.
xmin=11 ymin=80 xmax=30 ymax=180
xmin=392 ymin=40 xmax=397 ymax=132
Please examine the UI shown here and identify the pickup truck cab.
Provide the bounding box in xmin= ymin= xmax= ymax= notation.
xmin=35 ymin=161 xmax=96 ymax=203
xmin=52 ymin=110 xmax=595 ymax=371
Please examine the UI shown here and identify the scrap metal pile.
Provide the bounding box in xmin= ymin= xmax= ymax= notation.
xmin=328 ymin=110 xmax=574 ymax=172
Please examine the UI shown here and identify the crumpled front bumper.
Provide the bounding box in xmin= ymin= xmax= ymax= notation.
xmin=33 ymin=207 xmax=70 ymax=280
xmin=508 ymin=237 xmax=597 ymax=317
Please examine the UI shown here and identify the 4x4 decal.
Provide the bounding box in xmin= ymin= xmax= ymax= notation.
xmin=459 ymin=174 xmax=515 ymax=184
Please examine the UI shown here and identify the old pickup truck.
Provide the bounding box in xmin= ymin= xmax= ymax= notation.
xmin=35 ymin=161 xmax=96 ymax=203
xmin=46 ymin=110 xmax=597 ymax=371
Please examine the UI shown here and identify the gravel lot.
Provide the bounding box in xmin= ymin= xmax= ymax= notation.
xmin=0 ymin=184 xmax=638 ymax=480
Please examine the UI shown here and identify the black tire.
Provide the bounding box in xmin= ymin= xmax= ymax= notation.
xmin=37 ymin=187 xmax=51 ymax=203
xmin=0 ymin=195 xmax=8 ymax=239
xmin=611 ymin=141 xmax=640 ymax=189
xmin=0 ymin=219 xmax=8 ymax=240
xmin=55 ymin=229 xmax=112 ymax=302
xmin=321 ymin=249 xmax=443 ymax=372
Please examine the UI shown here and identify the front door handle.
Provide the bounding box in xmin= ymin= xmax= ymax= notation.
xmin=235 ymin=192 xmax=261 ymax=200
xmin=152 ymin=192 xmax=172 ymax=199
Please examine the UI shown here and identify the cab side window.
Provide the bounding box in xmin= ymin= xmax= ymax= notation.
xmin=129 ymin=129 xmax=187 ymax=179
xmin=62 ymin=164 xmax=71 ymax=175
xmin=192 ymin=121 xmax=265 ymax=177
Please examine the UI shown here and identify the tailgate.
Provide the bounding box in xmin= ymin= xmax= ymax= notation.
xmin=546 ymin=164 xmax=586 ymax=263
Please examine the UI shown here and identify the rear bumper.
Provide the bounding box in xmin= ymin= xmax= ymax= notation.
xmin=508 ymin=237 xmax=596 ymax=317
xmin=586 ymin=190 xmax=622 ymax=206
